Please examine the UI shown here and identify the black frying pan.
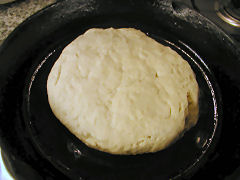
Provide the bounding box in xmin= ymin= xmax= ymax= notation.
xmin=0 ymin=0 xmax=240 ymax=179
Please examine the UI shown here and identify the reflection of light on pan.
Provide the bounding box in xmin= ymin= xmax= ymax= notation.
xmin=0 ymin=149 xmax=14 ymax=180
xmin=27 ymin=50 xmax=56 ymax=117
xmin=178 ymin=41 xmax=218 ymax=129
xmin=164 ymin=40 xmax=219 ymax=179
xmin=67 ymin=142 xmax=84 ymax=159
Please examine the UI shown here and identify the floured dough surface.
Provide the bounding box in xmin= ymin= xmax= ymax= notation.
xmin=47 ymin=28 xmax=199 ymax=155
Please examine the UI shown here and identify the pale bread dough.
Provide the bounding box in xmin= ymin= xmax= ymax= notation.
xmin=47 ymin=28 xmax=199 ymax=155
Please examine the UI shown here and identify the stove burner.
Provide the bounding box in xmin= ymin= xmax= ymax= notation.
xmin=189 ymin=0 xmax=240 ymax=42
xmin=215 ymin=0 xmax=240 ymax=27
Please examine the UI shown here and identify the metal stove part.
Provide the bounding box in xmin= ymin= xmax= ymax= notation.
xmin=190 ymin=0 xmax=240 ymax=42
xmin=215 ymin=0 xmax=240 ymax=27
xmin=0 ymin=149 xmax=14 ymax=180
xmin=172 ymin=0 xmax=240 ymax=42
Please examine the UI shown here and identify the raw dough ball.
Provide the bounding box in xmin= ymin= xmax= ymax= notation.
xmin=47 ymin=28 xmax=199 ymax=155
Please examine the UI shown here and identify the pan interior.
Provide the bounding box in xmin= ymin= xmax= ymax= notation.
xmin=23 ymin=17 xmax=220 ymax=180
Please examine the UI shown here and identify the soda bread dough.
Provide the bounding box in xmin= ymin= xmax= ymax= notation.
xmin=47 ymin=28 xmax=199 ymax=155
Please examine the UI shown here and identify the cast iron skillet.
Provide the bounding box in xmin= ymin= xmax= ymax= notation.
xmin=0 ymin=0 xmax=240 ymax=179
